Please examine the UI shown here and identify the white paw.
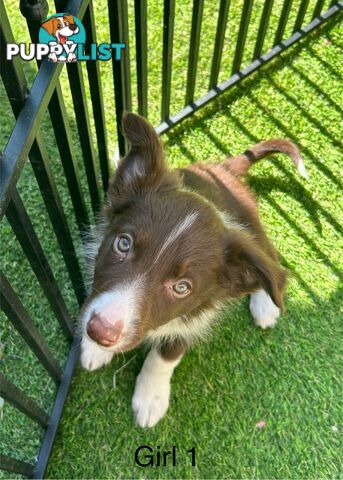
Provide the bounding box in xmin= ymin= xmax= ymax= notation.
xmin=80 ymin=336 xmax=114 ymax=371
xmin=250 ymin=289 xmax=280 ymax=329
xmin=132 ymin=372 xmax=170 ymax=428
xmin=67 ymin=52 xmax=77 ymax=62
xmin=48 ymin=52 xmax=58 ymax=62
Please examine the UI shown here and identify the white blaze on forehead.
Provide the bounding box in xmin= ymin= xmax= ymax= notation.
xmin=153 ymin=211 xmax=199 ymax=264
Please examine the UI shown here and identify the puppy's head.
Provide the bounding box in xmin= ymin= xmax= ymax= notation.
xmin=42 ymin=15 xmax=79 ymax=42
xmin=81 ymin=113 xmax=286 ymax=353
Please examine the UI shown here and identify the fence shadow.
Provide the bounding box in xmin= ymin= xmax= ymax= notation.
xmin=165 ymin=12 xmax=342 ymax=144
xmin=288 ymin=63 xmax=343 ymax=117
xmin=163 ymin=15 xmax=342 ymax=313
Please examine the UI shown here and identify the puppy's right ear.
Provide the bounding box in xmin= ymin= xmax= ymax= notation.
xmin=41 ymin=18 xmax=55 ymax=36
xmin=108 ymin=113 xmax=179 ymax=202
xmin=220 ymin=228 xmax=287 ymax=309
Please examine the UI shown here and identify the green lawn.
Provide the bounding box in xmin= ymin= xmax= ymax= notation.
xmin=1 ymin=0 xmax=342 ymax=478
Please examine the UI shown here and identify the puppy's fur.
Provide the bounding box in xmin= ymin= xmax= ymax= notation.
xmin=80 ymin=113 xmax=307 ymax=427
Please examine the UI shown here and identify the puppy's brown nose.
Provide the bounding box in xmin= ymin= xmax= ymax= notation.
xmin=87 ymin=315 xmax=123 ymax=347
xmin=69 ymin=24 xmax=78 ymax=31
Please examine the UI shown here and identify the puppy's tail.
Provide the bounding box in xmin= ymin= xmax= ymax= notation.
xmin=227 ymin=139 xmax=308 ymax=179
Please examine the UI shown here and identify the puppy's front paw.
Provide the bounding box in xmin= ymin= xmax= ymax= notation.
xmin=67 ymin=52 xmax=77 ymax=62
xmin=132 ymin=372 xmax=170 ymax=428
xmin=250 ymin=289 xmax=280 ymax=329
xmin=48 ymin=52 xmax=58 ymax=62
xmin=80 ymin=336 xmax=114 ymax=371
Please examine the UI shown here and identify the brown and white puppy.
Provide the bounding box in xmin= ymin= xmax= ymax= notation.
xmin=80 ymin=113 xmax=307 ymax=427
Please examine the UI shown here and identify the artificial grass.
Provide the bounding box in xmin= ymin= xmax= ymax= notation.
xmin=1 ymin=0 xmax=342 ymax=478
xmin=46 ymin=22 xmax=343 ymax=478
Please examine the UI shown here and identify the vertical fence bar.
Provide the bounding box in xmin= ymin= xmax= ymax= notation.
xmin=1 ymin=9 xmax=86 ymax=305
xmin=83 ymin=1 xmax=111 ymax=192
xmin=48 ymin=84 xmax=90 ymax=233
xmin=0 ymin=374 xmax=49 ymax=427
xmin=231 ymin=0 xmax=254 ymax=74
xmin=185 ymin=0 xmax=204 ymax=105
xmin=209 ymin=0 xmax=231 ymax=89
xmin=293 ymin=0 xmax=310 ymax=32
xmin=1 ymin=1 xmax=90 ymax=237
xmin=6 ymin=191 xmax=74 ymax=339
xmin=27 ymin=138 xmax=86 ymax=305
xmin=253 ymin=0 xmax=274 ymax=60
xmin=120 ymin=0 xmax=131 ymax=112
xmin=161 ymin=0 xmax=176 ymax=121
xmin=134 ymin=0 xmax=148 ymax=117
xmin=0 ymin=6 xmax=26 ymax=112
xmin=108 ymin=0 xmax=132 ymax=156
xmin=312 ymin=0 xmax=326 ymax=19
xmin=0 ymin=272 xmax=63 ymax=382
xmin=67 ymin=61 xmax=101 ymax=214
xmin=274 ymin=0 xmax=293 ymax=45
xmin=0 ymin=455 xmax=35 ymax=478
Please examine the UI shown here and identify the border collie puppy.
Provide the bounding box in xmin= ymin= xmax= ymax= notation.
xmin=80 ymin=113 xmax=307 ymax=427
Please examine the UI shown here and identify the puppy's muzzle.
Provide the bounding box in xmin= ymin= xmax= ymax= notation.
xmin=69 ymin=24 xmax=78 ymax=32
xmin=87 ymin=315 xmax=123 ymax=347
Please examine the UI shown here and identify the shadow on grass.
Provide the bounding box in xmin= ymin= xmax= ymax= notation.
xmin=223 ymin=109 xmax=343 ymax=237
xmin=163 ymin=16 xmax=343 ymax=314
xmin=288 ymin=63 xmax=343 ymax=117
xmin=174 ymin=101 xmax=342 ymax=245
xmin=175 ymin=121 xmax=342 ymax=308
xmin=263 ymin=74 xmax=343 ymax=151
xmin=179 ymin=143 xmax=342 ymax=301
xmin=246 ymin=91 xmax=342 ymax=187
xmin=306 ymin=43 xmax=342 ymax=80
xmin=165 ymin=13 xmax=342 ymax=144
xmin=3 ymin=8 xmax=342 ymax=476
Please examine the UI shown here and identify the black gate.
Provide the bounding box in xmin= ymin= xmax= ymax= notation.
xmin=1 ymin=0 xmax=342 ymax=477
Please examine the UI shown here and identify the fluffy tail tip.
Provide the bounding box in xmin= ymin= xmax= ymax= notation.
xmin=297 ymin=158 xmax=309 ymax=179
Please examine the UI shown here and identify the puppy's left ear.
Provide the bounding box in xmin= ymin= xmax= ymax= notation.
xmin=64 ymin=15 xmax=74 ymax=24
xmin=220 ymin=228 xmax=287 ymax=309
xmin=108 ymin=113 xmax=179 ymax=202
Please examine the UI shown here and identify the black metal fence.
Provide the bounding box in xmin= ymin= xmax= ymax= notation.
xmin=0 ymin=0 xmax=342 ymax=477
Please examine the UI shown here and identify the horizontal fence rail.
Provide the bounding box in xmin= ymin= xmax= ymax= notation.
xmin=156 ymin=1 xmax=343 ymax=136
xmin=1 ymin=0 xmax=342 ymax=477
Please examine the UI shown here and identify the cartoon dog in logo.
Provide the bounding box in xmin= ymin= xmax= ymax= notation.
xmin=41 ymin=15 xmax=79 ymax=63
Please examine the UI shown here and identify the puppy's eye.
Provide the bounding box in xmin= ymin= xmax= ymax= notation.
xmin=65 ymin=21 xmax=69 ymax=26
xmin=172 ymin=280 xmax=192 ymax=297
xmin=114 ymin=234 xmax=132 ymax=254
xmin=57 ymin=23 xmax=62 ymax=28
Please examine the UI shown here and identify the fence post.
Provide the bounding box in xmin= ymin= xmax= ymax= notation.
xmin=3 ymin=2 xmax=86 ymax=304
